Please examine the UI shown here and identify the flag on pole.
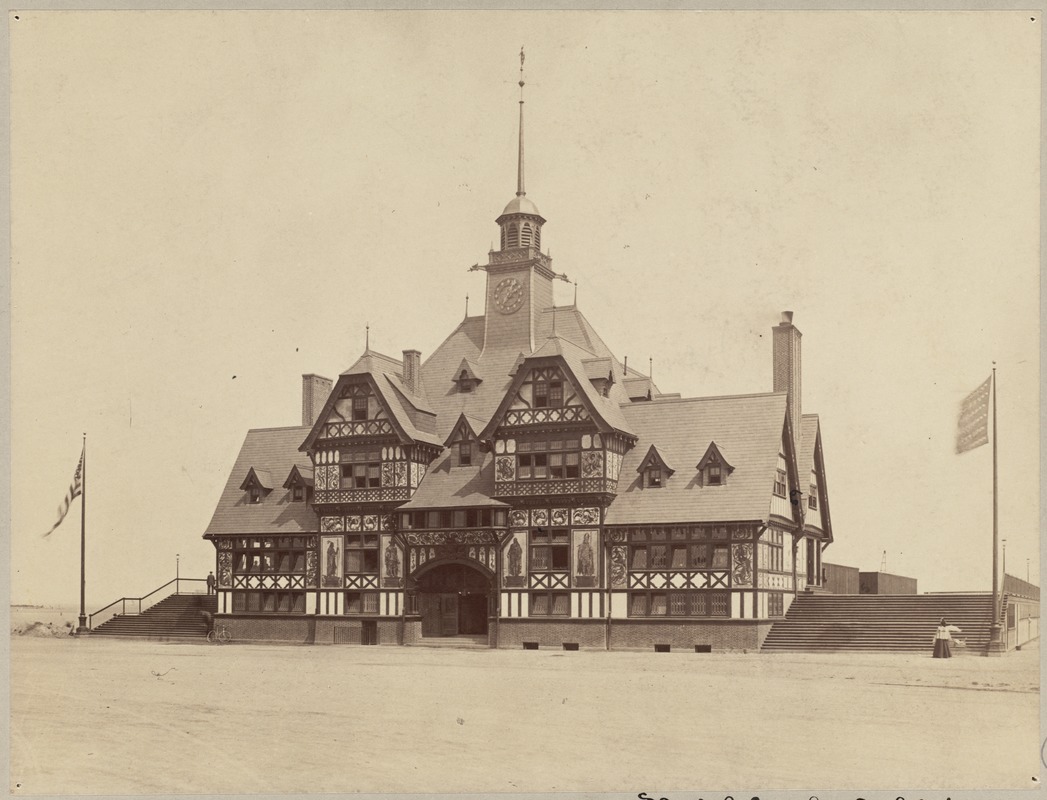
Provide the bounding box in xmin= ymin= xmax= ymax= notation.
xmin=956 ymin=376 xmax=991 ymax=454
xmin=44 ymin=449 xmax=84 ymax=536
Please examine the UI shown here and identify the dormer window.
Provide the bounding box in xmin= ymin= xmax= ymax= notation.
xmin=459 ymin=371 xmax=473 ymax=392
xmin=283 ymin=465 xmax=314 ymax=503
xmin=636 ymin=445 xmax=673 ymax=489
xmin=240 ymin=467 xmax=273 ymax=505
xmin=459 ymin=442 xmax=473 ymax=467
xmin=453 ymin=360 xmax=483 ymax=394
xmin=291 ymin=486 xmax=304 ymax=502
xmin=696 ymin=442 xmax=735 ymax=487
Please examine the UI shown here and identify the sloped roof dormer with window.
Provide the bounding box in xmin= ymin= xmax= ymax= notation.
xmin=636 ymin=444 xmax=674 ymax=489
xmin=453 ymin=359 xmax=483 ymax=394
xmin=240 ymin=467 xmax=273 ymax=504
xmin=696 ymin=441 xmax=734 ymax=487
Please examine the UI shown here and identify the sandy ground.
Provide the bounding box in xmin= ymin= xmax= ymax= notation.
xmin=9 ymin=612 xmax=1042 ymax=795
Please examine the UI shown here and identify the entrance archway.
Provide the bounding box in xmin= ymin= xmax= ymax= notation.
xmin=414 ymin=562 xmax=491 ymax=637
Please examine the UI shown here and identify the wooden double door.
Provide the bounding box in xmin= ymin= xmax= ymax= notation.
xmin=420 ymin=592 xmax=488 ymax=637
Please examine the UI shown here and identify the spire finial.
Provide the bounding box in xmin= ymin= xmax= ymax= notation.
xmin=365 ymin=322 xmax=370 ymax=352
xmin=573 ymin=281 xmax=578 ymax=306
xmin=465 ymin=293 xmax=470 ymax=318
xmin=517 ymin=46 xmax=526 ymax=197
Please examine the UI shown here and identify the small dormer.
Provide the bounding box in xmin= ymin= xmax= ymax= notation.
xmin=583 ymin=357 xmax=616 ymax=398
xmin=240 ymin=468 xmax=273 ymax=505
xmin=453 ymin=358 xmax=483 ymax=394
xmin=283 ymin=465 xmax=314 ymax=503
xmin=444 ymin=413 xmax=483 ymax=467
xmin=636 ymin=445 xmax=674 ymax=489
xmin=696 ymin=442 xmax=734 ymax=487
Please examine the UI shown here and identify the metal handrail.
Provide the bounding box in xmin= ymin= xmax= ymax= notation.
xmin=88 ymin=577 xmax=208 ymax=629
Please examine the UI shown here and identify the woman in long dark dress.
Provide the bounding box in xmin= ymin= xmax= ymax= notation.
xmin=933 ymin=617 xmax=953 ymax=658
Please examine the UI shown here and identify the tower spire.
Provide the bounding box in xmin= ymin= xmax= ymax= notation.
xmin=517 ymin=46 xmax=526 ymax=197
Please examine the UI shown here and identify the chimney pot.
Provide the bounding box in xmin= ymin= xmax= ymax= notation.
xmin=780 ymin=311 xmax=794 ymax=325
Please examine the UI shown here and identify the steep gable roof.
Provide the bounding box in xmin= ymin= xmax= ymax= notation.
xmin=282 ymin=464 xmax=314 ymax=489
xmin=636 ymin=444 xmax=675 ymax=477
xmin=205 ymin=426 xmax=318 ymax=537
xmin=799 ymin=414 xmax=833 ymax=543
xmin=696 ymin=441 xmax=735 ymax=474
xmin=478 ymin=335 xmax=636 ymax=440
xmin=239 ymin=467 xmax=273 ymax=491
xmin=605 ymin=392 xmax=792 ymax=525
xmin=300 ymin=351 xmax=443 ymax=451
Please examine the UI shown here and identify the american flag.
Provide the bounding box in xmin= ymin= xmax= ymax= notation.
xmin=44 ymin=449 xmax=83 ymax=537
xmin=956 ymin=376 xmax=991 ymax=454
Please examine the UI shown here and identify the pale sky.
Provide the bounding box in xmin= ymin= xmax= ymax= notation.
xmin=9 ymin=10 xmax=1040 ymax=608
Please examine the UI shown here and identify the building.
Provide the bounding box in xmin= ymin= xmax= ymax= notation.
xmin=202 ymin=60 xmax=835 ymax=651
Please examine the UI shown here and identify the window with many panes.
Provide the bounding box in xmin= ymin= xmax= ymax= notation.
xmin=808 ymin=473 xmax=819 ymax=510
xmin=345 ymin=533 xmax=379 ymax=573
xmin=340 ymin=449 xmax=381 ymax=489
xmin=399 ymin=508 xmax=507 ymax=529
xmin=629 ymin=542 xmax=728 ymax=570
xmin=647 ymin=468 xmax=663 ymax=488
xmin=628 ymin=591 xmax=730 ymax=617
xmin=533 ymin=380 xmax=563 ymax=409
xmin=707 ymin=465 xmax=722 ymax=485
xmin=352 ymin=396 xmax=368 ymax=421
xmin=761 ymin=528 xmax=784 ymax=572
xmin=345 ymin=591 xmax=379 ymax=614
xmin=529 ymin=591 xmax=570 ymax=616
xmin=232 ymin=590 xmax=306 ymax=613
xmin=517 ymin=438 xmax=580 ymax=481
xmin=774 ymin=469 xmax=787 ymax=497
xmin=531 ymin=528 xmax=569 ymax=570
xmin=233 ymin=537 xmax=308 ymax=574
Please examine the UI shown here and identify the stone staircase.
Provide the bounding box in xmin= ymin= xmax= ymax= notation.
xmin=91 ymin=594 xmax=217 ymax=641
xmin=406 ymin=634 xmax=490 ymax=649
xmin=761 ymin=593 xmax=997 ymax=654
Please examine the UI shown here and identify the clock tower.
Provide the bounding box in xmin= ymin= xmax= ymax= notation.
xmin=481 ymin=47 xmax=557 ymax=356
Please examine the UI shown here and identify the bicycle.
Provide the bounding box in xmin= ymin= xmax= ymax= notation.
xmin=206 ymin=624 xmax=231 ymax=644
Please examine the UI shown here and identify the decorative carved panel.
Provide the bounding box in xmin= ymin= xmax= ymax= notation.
xmin=732 ymin=543 xmax=754 ymax=588
xmin=610 ymin=546 xmax=628 ymax=588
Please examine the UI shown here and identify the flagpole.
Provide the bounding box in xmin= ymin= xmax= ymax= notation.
xmin=77 ymin=432 xmax=88 ymax=634
xmin=988 ymin=366 xmax=1004 ymax=655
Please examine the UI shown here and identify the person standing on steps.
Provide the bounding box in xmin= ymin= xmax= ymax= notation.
xmin=933 ymin=617 xmax=953 ymax=658
xmin=206 ymin=571 xmax=216 ymax=595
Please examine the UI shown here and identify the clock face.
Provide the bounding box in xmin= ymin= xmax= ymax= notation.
xmin=493 ymin=277 xmax=525 ymax=315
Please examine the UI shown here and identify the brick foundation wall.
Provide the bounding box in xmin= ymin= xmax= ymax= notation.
xmin=608 ymin=619 xmax=774 ymax=652
xmin=220 ymin=615 xmax=315 ymax=644
xmin=496 ymin=619 xmax=607 ymax=650
xmin=402 ymin=618 xmax=422 ymax=644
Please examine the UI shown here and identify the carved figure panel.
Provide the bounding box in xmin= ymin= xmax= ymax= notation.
xmin=610 ymin=546 xmax=628 ymax=588
xmin=551 ymin=508 xmax=569 ymax=527
xmin=394 ymin=462 xmax=407 ymax=487
xmin=504 ymin=532 xmax=527 ymax=587
xmin=572 ymin=507 xmax=600 ymax=526
xmin=381 ymin=462 xmax=395 ymax=487
xmin=509 ymin=509 xmax=529 ymax=527
xmin=495 ymin=456 xmax=516 ymax=482
xmin=305 ymin=550 xmax=318 ymax=588
xmin=320 ymin=536 xmax=344 ymax=588
xmin=732 ymin=543 xmax=753 ymax=588
xmin=217 ymin=551 xmax=233 ymax=588
xmin=573 ymin=529 xmax=598 ymax=587
xmin=581 ymin=451 xmax=604 ymax=479
xmin=321 ymin=516 xmax=344 ymax=533
xmin=531 ymin=508 xmax=549 ymax=527
xmin=382 ymin=535 xmax=402 ymax=587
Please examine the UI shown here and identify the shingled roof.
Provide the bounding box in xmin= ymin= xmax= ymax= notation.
xmin=205 ymin=426 xmax=318 ymax=537
xmin=398 ymin=450 xmax=509 ymax=510
xmin=605 ymin=392 xmax=793 ymax=526
xmin=799 ymin=414 xmax=833 ymax=542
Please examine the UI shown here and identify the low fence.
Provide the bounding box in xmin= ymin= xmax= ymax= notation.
xmin=88 ymin=578 xmax=208 ymax=629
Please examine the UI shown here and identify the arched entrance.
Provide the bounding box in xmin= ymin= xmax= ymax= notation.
xmin=415 ymin=562 xmax=491 ymax=637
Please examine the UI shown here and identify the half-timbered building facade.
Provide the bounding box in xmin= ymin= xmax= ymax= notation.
xmin=202 ymin=63 xmax=835 ymax=651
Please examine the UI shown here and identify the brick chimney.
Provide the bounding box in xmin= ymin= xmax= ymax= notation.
xmin=402 ymin=350 xmax=422 ymax=394
xmin=772 ymin=312 xmax=802 ymax=453
xmin=301 ymin=374 xmax=332 ymax=427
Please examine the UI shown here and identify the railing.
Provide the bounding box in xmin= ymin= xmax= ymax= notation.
xmin=88 ymin=578 xmax=208 ymax=629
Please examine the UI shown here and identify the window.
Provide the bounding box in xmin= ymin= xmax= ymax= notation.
xmin=345 ymin=533 xmax=379 ymax=573
xmin=516 ymin=438 xmax=581 ymax=481
xmin=234 ymin=537 xmax=307 ymax=575
xmin=529 ymin=592 xmax=570 ymax=616
xmin=625 ymin=528 xmax=745 ymax=573
xmin=647 ymin=468 xmax=662 ymax=488
xmin=458 ymin=442 xmax=473 ymax=467
xmin=629 ymin=591 xmax=729 ymax=617
xmin=808 ymin=476 xmax=818 ymax=510
xmin=711 ymin=545 xmax=729 ymax=570
xmin=774 ymin=469 xmax=787 ymax=498
xmin=345 ymin=591 xmax=379 ymax=614
xmin=232 ymin=590 xmax=305 ymax=614
xmin=768 ymin=592 xmax=784 ymax=617
xmin=531 ymin=528 xmax=569 ymax=570
xmin=707 ymin=465 xmax=722 ymax=485
xmin=249 ymin=487 xmax=262 ymax=504
xmin=340 ymin=450 xmax=381 ymax=489
xmin=291 ymin=485 xmax=304 ymax=502
xmin=533 ymin=380 xmax=563 ymax=409
xmin=352 ymin=396 xmax=368 ymax=421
